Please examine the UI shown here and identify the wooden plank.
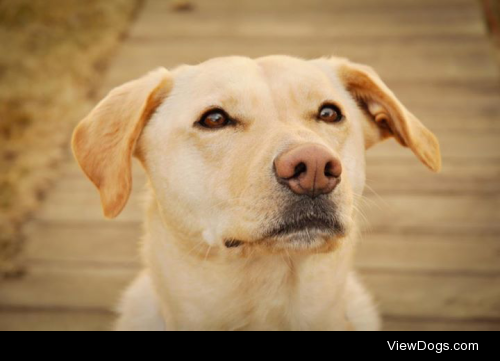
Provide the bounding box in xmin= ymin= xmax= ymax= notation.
xmin=1 ymin=264 xmax=498 ymax=322
xmin=43 ymin=179 xmax=147 ymax=202
xmin=35 ymin=174 xmax=146 ymax=222
xmin=2 ymin=311 xmax=499 ymax=331
xmin=60 ymin=160 xmax=500 ymax=197
xmin=0 ymin=265 xmax=136 ymax=310
xmin=384 ymin=318 xmax=500 ymax=331
xmin=46 ymin=173 xmax=147 ymax=195
xmin=383 ymin=81 xmax=500 ymax=114
xmin=57 ymin=129 xmax=500 ymax=164
xmin=24 ymin=223 xmax=141 ymax=265
xmin=88 ymin=75 xmax=500 ymax=132
xmin=36 ymin=183 xmax=500 ymax=235
xmin=366 ymin=159 xmax=500 ymax=195
xmin=356 ymin=234 xmax=500 ymax=274
xmin=133 ymin=13 xmax=486 ymax=40
xmin=0 ymin=310 xmax=114 ymax=331
xmin=34 ymin=177 xmax=500 ymax=234
xmin=63 ymin=145 xmax=500 ymax=198
xmin=1 ymin=312 xmax=498 ymax=331
xmin=95 ymin=83 xmax=500 ymax=130
xmin=147 ymin=0 xmax=479 ymax=16
xmin=368 ymin=131 xmax=500 ymax=159
xmin=88 ymin=146 xmax=498 ymax=199
xmin=35 ymin=202 xmax=142 ymax=223
xmin=361 ymin=272 xmax=500 ymax=319
xmin=361 ymin=194 xmax=500 ymax=235
xmin=104 ymin=40 xmax=496 ymax=87
xmin=61 ymin=154 xmax=146 ymax=178
xmin=65 ymin=105 xmax=500 ymax=135
xmin=24 ymin=221 xmax=500 ymax=275
xmin=60 ymin=155 xmax=500 ymax=196
xmin=65 ymin=131 xmax=500 ymax=163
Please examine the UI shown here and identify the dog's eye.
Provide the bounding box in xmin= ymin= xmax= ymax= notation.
xmin=198 ymin=110 xmax=231 ymax=129
xmin=318 ymin=104 xmax=343 ymax=123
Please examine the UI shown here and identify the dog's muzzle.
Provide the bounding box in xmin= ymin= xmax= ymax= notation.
xmin=264 ymin=195 xmax=344 ymax=241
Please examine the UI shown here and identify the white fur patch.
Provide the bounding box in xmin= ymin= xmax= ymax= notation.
xmin=202 ymin=228 xmax=217 ymax=246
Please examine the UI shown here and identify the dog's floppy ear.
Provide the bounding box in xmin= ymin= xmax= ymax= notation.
xmin=72 ymin=68 xmax=172 ymax=219
xmin=337 ymin=59 xmax=442 ymax=172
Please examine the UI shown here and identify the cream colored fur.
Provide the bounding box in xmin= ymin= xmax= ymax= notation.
xmin=73 ymin=56 xmax=441 ymax=331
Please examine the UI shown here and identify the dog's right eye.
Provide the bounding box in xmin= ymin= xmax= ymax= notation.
xmin=198 ymin=110 xmax=232 ymax=129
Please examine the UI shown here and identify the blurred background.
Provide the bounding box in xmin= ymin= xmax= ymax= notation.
xmin=0 ymin=0 xmax=499 ymax=331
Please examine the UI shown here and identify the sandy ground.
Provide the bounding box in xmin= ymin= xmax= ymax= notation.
xmin=0 ymin=0 xmax=142 ymax=276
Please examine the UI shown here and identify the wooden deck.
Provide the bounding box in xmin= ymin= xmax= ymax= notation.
xmin=1 ymin=0 xmax=499 ymax=331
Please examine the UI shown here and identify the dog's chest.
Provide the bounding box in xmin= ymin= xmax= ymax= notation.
xmin=146 ymin=226 xmax=351 ymax=331
xmin=168 ymin=258 xmax=347 ymax=331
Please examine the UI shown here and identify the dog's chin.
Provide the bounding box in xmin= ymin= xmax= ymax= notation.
xmin=267 ymin=195 xmax=346 ymax=242
xmin=266 ymin=227 xmax=346 ymax=253
xmin=224 ymin=222 xmax=348 ymax=255
xmin=226 ymin=196 xmax=349 ymax=254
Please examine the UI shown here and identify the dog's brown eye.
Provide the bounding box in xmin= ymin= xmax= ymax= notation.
xmin=199 ymin=110 xmax=231 ymax=129
xmin=319 ymin=104 xmax=343 ymax=123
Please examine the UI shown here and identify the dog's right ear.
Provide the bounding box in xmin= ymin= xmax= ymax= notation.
xmin=72 ymin=68 xmax=172 ymax=219
xmin=336 ymin=59 xmax=442 ymax=173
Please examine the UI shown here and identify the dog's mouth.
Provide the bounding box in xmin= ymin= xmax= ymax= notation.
xmin=225 ymin=196 xmax=347 ymax=252
xmin=265 ymin=212 xmax=340 ymax=239
xmin=266 ymin=196 xmax=345 ymax=243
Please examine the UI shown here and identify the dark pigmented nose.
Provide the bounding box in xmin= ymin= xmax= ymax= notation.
xmin=274 ymin=144 xmax=342 ymax=198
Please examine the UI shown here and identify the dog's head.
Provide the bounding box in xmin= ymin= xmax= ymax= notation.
xmin=73 ymin=56 xmax=441 ymax=254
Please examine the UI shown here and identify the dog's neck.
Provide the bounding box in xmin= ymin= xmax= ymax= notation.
xmin=142 ymin=201 xmax=356 ymax=331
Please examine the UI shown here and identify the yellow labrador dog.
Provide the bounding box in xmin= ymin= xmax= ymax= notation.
xmin=73 ymin=56 xmax=441 ymax=331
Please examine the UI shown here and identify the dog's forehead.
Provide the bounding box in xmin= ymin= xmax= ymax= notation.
xmin=257 ymin=56 xmax=332 ymax=85
xmin=175 ymin=57 xmax=263 ymax=90
xmin=174 ymin=56 xmax=339 ymax=100
xmin=257 ymin=56 xmax=339 ymax=102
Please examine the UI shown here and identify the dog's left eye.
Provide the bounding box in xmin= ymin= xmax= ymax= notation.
xmin=318 ymin=104 xmax=344 ymax=124
xmin=198 ymin=110 xmax=232 ymax=129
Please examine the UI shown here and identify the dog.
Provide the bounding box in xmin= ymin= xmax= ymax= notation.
xmin=72 ymin=56 xmax=441 ymax=331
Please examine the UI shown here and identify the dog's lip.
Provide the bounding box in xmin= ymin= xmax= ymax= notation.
xmin=265 ymin=220 xmax=338 ymax=239
xmin=224 ymin=239 xmax=245 ymax=248
xmin=223 ymin=197 xmax=344 ymax=249
xmin=224 ymin=221 xmax=342 ymax=249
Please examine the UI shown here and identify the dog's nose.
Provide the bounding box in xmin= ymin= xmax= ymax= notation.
xmin=274 ymin=144 xmax=342 ymax=198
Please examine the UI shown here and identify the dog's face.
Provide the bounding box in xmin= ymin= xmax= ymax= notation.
xmin=73 ymin=56 xmax=441 ymax=255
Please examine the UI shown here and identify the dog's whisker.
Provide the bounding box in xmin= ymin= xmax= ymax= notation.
xmin=203 ymin=245 xmax=213 ymax=263
xmin=352 ymin=204 xmax=369 ymax=226
xmin=363 ymin=184 xmax=390 ymax=209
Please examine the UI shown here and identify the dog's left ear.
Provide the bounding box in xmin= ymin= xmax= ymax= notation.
xmin=72 ymin=68 xmax=172 ymax=219
xmin=336 ymin=59 xmax=442 ymax=173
